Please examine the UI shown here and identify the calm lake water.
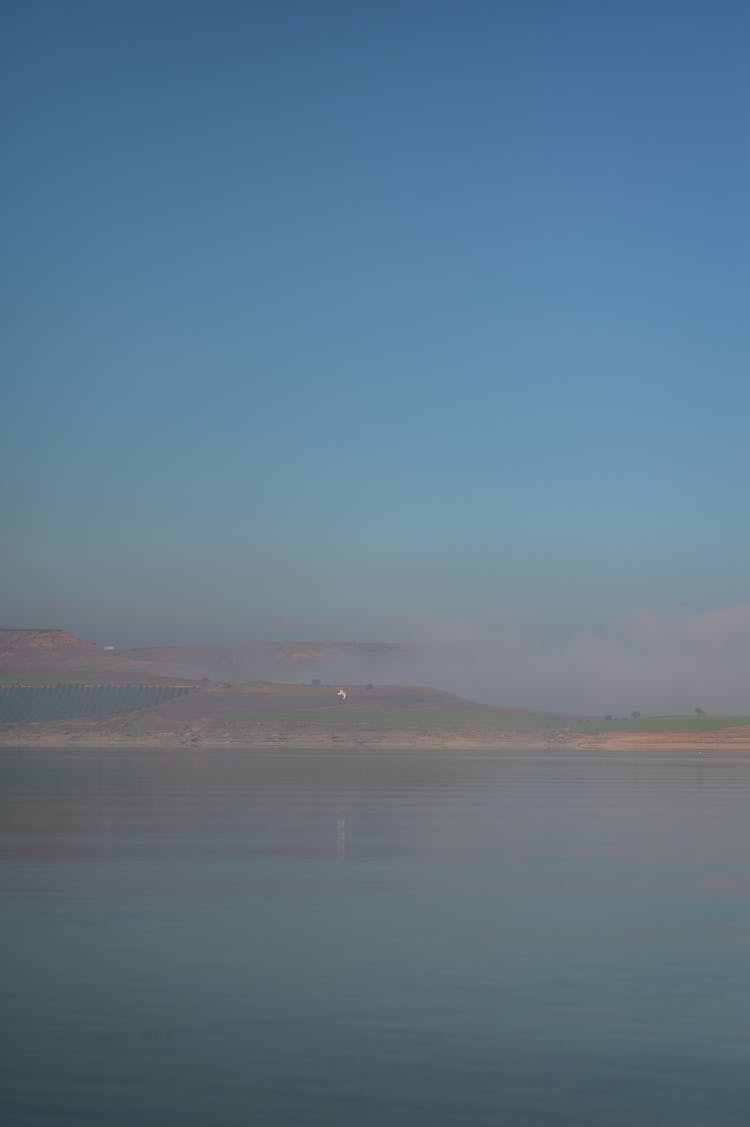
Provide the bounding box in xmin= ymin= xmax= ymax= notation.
xmin=2 ymin=747 xmax=750 ymax=1126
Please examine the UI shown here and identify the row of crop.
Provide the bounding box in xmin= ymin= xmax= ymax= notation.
xmin=0 ymin=684 xmax=192 ymax=723
xmin=0 ymin=681 xmax=193 ymax=694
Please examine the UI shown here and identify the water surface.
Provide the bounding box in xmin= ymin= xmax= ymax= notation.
xmin=2 ymin=747 xmax=749 ymax=1125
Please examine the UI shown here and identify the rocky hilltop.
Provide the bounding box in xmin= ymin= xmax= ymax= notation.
xmin=0 ymin=629 xmax=104 ymax=669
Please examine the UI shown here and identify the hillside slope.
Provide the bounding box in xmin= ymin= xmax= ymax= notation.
xmin=0 ymin=678 xmax=572 ymax=749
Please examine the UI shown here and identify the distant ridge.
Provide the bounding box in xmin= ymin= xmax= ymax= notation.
xmin=0 ymin=629 xmax=411 ymax=683
xmin=120 ymin=640 xmax=409 ymax=681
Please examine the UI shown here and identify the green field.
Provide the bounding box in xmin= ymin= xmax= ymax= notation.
xmin=0 ymin=683 xmax=192 ymax=723
xmin=230 ymin=710 xmax=570 ymax=727
xmin=229 ymin=709 xmax=750 ymax=733
xmin=588 ymin=715 xmax=750 ymax=733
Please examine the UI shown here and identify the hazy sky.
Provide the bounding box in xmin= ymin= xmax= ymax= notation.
xmin=3 ymin=1 xmax=750 ymax=706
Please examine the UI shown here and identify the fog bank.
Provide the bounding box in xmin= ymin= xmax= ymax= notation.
xmin=386 ymin=605 xmax=750 ymax=716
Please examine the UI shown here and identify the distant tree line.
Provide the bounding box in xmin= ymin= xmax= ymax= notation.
xmin=0 ymin=683 xmax=191 ymax=723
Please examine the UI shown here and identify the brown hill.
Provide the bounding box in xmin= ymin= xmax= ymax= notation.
xmin=0 ymin=629 xmax=105 ymax=669
xmin=0 ymin=679 xmax=568 ymax=749
xmin=0 ymin=629 xmax=411 ymax=684
xmin=148 ymin=681 xmax=494 ymax=721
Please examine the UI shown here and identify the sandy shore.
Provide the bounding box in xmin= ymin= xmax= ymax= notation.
xmin=0 ymin=721 xmax=551 ymax=751
xmin=574 ymin=729 xmax=750 ymax=751
xmin=3 ymin=719 xmax=750 ymax=751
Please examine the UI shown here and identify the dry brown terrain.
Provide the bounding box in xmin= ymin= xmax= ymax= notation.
xmin=4 ymin=630 xmax=750 ymax=750
xmin=0 ymin=629 xmax=105 ymax=669
xmin=2 ymin=679 xmax=749 ymax=750
xmin=0 ymin=630 xmax=561 ymax=748
xmin=0 ymin=682 xmax=553 ymax=749
xmin=0 ymin=629 xmax=409 ymax=682
xmin=573 ymin=728 xmax=750 ymax=751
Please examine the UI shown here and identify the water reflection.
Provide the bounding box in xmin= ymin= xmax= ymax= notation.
xmin=2 ymin=748 xmax=750 ymax=1127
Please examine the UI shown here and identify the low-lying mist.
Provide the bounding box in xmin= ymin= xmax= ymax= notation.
xmin=150 ymin=604 xmax=750 ymax=718
xmin=387 ymin=605 xmax=750 ymax=716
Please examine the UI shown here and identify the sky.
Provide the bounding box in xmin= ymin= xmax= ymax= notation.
xmin=3 ymin=0 xmax=750 ymax=710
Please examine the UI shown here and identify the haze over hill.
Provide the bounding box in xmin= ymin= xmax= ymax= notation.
xmin=4 ymin=616 xmax=750 ymax=719
xmin=0 ymin=629 xmax=413 ymax=686
xmin=5 ymin=628 xmax=750 ymax=752
xmin=0 ymin=629 xmax=579 ymax=751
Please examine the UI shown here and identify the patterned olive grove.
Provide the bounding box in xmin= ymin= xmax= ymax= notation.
xmin=0 ymin=683 xmax=192 ymax=723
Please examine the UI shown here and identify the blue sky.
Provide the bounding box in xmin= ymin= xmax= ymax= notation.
xmin=3 ymin=1 xmax=750 ymax=687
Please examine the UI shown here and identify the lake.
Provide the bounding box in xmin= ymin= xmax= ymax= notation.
xmin=2 ymin=747 xmax=749 ymax=1126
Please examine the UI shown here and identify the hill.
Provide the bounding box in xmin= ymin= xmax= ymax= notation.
xmin=0 ymin=629 xmax=104 ymax=669
xmin=0 ymin=629 xmax=410 ymax=683
xmin=3 ymin=629 xmax=750 ymax=750
xmin=0 ymin=679 xmax=573 ymax=749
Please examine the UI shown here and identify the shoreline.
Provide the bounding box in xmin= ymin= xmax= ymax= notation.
xmin=4 ymin=721 xmax=750 ymax=752
xmin=0 ymin=724 xmax=553 ymax=751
